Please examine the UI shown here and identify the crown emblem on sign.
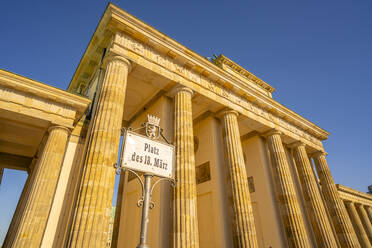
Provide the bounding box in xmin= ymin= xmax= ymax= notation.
xmin=147 ymin=115 xmax=160 ymax=127
xmin=145 ymin=115 xmax=161 ymax=139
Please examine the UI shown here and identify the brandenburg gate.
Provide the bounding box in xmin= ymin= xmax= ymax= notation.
xmin=1 ymin=3 xmax=372 ymax=248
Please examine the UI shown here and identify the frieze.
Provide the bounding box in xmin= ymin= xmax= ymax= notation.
xmin=114 ymin=33 xmax=322 ymax=147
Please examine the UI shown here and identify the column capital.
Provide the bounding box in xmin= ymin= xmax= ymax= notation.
xmin=215 ymin=108 xmax=239 ymax=119
xmin=311 ymin=151 xmax=328 ymax=158
xmin=102 ymin=53 xmax=132 ymax=71
xmin=168 ymin=85 xmax=194 ymax=97
xmin=344 ymin=200 xmax=353 ymax=205
xmin=48 ymin=125 xmax=71 ymax=135
xmin=262 ymin=128 xmax=282 ymax=138
xmin=288 ymin=141 xmax=306 ymax=149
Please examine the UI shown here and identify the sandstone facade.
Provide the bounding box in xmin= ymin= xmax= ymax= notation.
xmin=1 ymin=3 xmax=371 ymax=248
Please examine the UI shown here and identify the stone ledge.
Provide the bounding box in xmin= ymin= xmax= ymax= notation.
xmin=0 ymin=69 xmax=91 ymax=120
xmin=337 ymin=184 xmax=372 ymax=206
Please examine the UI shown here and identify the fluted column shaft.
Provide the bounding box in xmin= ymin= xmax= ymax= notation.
xmin=3 ymin=172 xmax=33 ymax=247
xmin=313 ymin=153 xmax=360 ymax=247
xmin=12 ymin=126 xmax=70 ymax=247
xmin=365 ymin=206 xmax=372 ymax=225
xmin=0 ymin=167 xmax=3 ymax=184
xmin=68 ymin=54 xmax=131 ymax=248
xmin=292 ymin=143 xmax=338 ymax=247
xmin=221 ymin=110 xmax=258 ymax=248
xmin=173 ymin=86 xmax=199 ymax=248
xmin=266 ymin=130 xmax=311 ymax=247
xmin=356 ymin=204 xmax=372 ymax=244
xmin=344 ymin=201 xmax=370 ymax=247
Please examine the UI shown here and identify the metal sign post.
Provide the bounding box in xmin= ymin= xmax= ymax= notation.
xmin=115 ymin=115 xmax=175 ymax=248
xmin=138 ymin=174 xmax=152 ymax=248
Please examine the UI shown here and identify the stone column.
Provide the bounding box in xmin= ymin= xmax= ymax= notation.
xmin=265 ymin=130 xmax=311 ymax=247
xmin=344 ymin=201 xmax=371 ymax=247
xmin=111 ymin=171 xmax=128 ymax=248
xmin=173 ymin=86 xmax=199 ymax=248
xmin=356 ymin=204 xmax=372 ymax=244
xmin=68 ymin=54 xmax=131 ymax=247
xmin=220 ymin=109 xmax=258 ymax=247
xmin=12 ymin=126 xmax=70 ymax=247
xmin=292 ymin=142 xmax=338 ymax=247
xmin=3 ymin=170 xmax=33 ymax=247
xmin=365 ymin=206 xmax=372 ymax=225
xmin=313 ymin=152 xmax=360 ymax=247
xmin=0 ymin=167 xmax=3 ymax=185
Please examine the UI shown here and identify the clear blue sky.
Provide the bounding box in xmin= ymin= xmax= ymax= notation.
xmin=1 ymin=0 xmax=371 ymax=243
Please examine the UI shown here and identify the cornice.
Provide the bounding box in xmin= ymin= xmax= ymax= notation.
xmin=68 ymin=3 xmax=330 ymax=141
xmin=0 ymin=69 xmax=91 ymax=117
xmin=213 ymin=54 xmax=275 ymax=93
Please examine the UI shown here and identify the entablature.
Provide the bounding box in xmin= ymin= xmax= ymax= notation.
xmin=68 ymin=3 xmax=329 ymax=151
xmin=212 ymin=54 xmax=275 ymax=97
xmin=337 ymin=184 xmax=372 ymax=207
xmin=0 ymin=69 xmax=91 ymax=128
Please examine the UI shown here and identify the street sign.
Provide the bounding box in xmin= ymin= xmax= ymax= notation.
xmin=121 ymin=131 xmax=175 ymax=179
xmin=115 ymin=115 xmax=176 ymax=248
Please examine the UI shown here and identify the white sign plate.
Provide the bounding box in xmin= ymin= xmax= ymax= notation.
xmin=121 ymin=131 xmax=175 ymax=179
